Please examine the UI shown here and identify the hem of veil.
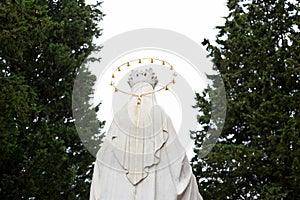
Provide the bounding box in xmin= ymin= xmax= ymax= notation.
xmin=111 ymin=129 xmax=169 ymax=186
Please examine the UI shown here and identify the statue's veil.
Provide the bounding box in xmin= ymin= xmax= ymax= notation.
xmin=108 ymin=81 xmax=169 ymax=185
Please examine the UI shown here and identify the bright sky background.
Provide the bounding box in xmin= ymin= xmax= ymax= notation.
xmin=90 ymin=0 xmax=228 ymax=45
xmin=85 ymin=0 xmax=229 ymax=158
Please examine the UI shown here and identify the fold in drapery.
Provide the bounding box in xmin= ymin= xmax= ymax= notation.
xmin=110 ymin=107 xmax=169 ymax=185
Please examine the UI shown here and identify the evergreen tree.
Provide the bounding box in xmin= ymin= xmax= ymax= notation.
xmin=0 ymin=0 xmax=103 ymax=199
xmin=192 ymin=0 xmax=300 ymax=199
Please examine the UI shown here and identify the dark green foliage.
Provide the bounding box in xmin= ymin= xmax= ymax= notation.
xmin=0 ymin=0 xmax=103 ymax=199
xmin=192 ymin=0 xmax=300 ymax=199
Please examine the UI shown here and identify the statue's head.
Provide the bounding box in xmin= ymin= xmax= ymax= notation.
xmin=127 ymin=68 xmax=158 ymax=89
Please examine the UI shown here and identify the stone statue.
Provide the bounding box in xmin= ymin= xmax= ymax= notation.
xmin=90 ymin=67 xmax=203 ymax=200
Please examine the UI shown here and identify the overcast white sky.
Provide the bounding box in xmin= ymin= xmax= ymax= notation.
xmin=90 ymin=0 xmax=228 ymax=45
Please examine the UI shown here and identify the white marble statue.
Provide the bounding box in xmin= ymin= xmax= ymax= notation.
xmin=90 ymin=68 xmax=203 ymax=200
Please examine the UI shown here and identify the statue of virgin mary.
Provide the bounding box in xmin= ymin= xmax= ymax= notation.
xmin=90 ymin=68 xmax=203 ymax=200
